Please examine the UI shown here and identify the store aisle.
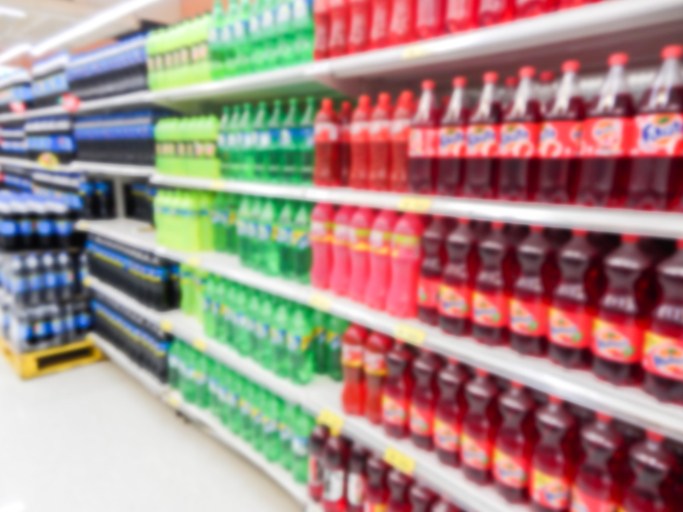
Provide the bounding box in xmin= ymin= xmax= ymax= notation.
xmin=0 ymin=360 xmax=299 ymax=512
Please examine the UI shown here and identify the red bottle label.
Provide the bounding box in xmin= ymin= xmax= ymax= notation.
xmin=437 ymin=126 xmax=468 ymax=157
xmin=632 ymin=113 xmax=683 ymax=156
xmin=315 ymin=121 xmax=340 ymax=142
xmin=539 ymin=120 xmax=583 ymax=158
xmin=418 ymin=276 xmax=440 ymax=308
xmin=351 ymin=120 xmax=370 ymax=142
xmin=391 ymin=233 xmax=421 ymax=259
xmin=351 ymin=227 xmax=371 ymax=252
xmin=382 ymin=394 xmax=408 ymax=426
xmin=467 ymin=123 xmax=499 ymax=157
xmin=364 ymin=350 xmax=388 ymax=377
xmin=434 ymin=417 xmax=460 ymax=453
xmin=342 ymin=344 xmax=365 ymax=368
xmin=391 ymin=119 xmax=411 ymax=143
xmin=548 ymin=307 xmax=591 ymax=348
xmin=408 ymin=127 xmax=439 ymax=157
xmin=370 ymin=119 xmax=392 ymax=143
xmin=461 ymin=433 xmax=492 ymax=470
xmin=510 ymin=298 xmax=548 ymax=336
xmin=643 ymin=331 xmax=683 ymax=381
xmin=409 ymin=403 xmax=434 ymax=437
xmin=580 ymin=117 xmax=633 ymax=157
xmin=493 ymin=449 xmax=529 ymax=489
xmin=531 ymin=470 xmax=571 ymax=510
xmin=570 ymin=486 xmax=617 ymax=512
xmin=369 ymin=229 xmax=392 ymax=255
xmin=311 ymin=220 xmax=333 ymax=243
xmin=592 ymin=318 xmax=643 ymax=363
xmin=472 ymin=291 xmax=508 ymax=327
xmin=438 ymin=283 xmax=471 ymax=319
xmin=499 ymin=122 xmax=540 ymax=158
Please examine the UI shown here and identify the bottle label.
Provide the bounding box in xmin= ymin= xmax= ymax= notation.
xmin=314 ymin=121 xmax=339 ymax=142
xmin=369 ymin=119 xmax=391 ymax=142
xmin=539 ymin=120 xmax=583 ymax=158
xmin=364 ymin=350 xmax=387 ymax=377
xmin=287 ymin=333 xmax=313 ymax=352
xmin=347 ymin=472 xmax=367 ymax=506
xmin=409 ymin=403 xmax=433 ymax=437
xmin=292 ymin=229 xmax=309 ymax=249
xmin=350 ymin=120 xmax=370 ymax=142
xmin=472 ymin=291 xmax=508 ymax=328
xmin=592 ymin=318 xmax=643 ymax=363
xmin=311 ymin=220 xmax=333 ymax=243
xmin=493 ymin=449 xmax=529 ymax=489
xmin=438 ymin=283 xmax=470 ymax=319
xmin=369 ymin=229 xmax=392 ymax=255
xmin=580 ymin=117 xmax=633 ymax=157
xmin=391 ymin=233 xmax=421 ymax=259
xmin=364 ymin=503 xmax=388 ymax=512
xmin=342 ymin=344 xmax=364 ymax=368
xmin=382 ymin=394 xmax=408 ymax=427
xmin=548 ymin=307 xmax=591 ymax=348
xmin=510 ymin=298 xmax=547 ymax=336
xmin=632 ymin=113 xmax=683 ymax=156
xmin=333 ymin=225 xmax=349 ymax=246
xmin=499 ymin=122 xmax=540 ymax=158
xmin=467 ymin=124 xmax=499 ymax=157
xmin=391 ymin=119 xmax=411 ymax=143
xmin=643 ymin=331 xmax=683 ymax=381
xmin=323 ymin=468 xmax=345 ymax=502
xmin=408 ymin=127 xmax=439 ymax=158
xmin=417 ymin=276 xmax=440 ymax=309
xmin=350 ymin=227 xmax=370 ymax=252
xmin=570 ymin=486 xmax=617 ymax=512
xmin=434 ymin=417 xmax=460 ymax=453
xmin=461 ymin=433 xmax=491 ymax=470
xmin=437 ymin=126 xmax=467 ymax=158
xmin=531 ymin=470 xmax=571 ymax=510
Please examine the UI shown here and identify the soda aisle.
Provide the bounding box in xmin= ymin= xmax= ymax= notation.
xmin=1 ymin=1 xmax=683 ymax=512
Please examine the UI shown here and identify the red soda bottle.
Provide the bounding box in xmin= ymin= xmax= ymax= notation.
xmin=409 ymin=485 xmax=438 ymax=511
xmin=369 ymin=0 xmax=392 ymax=49
xmin=416 ymin=0 xmax=445 ymax=38
xmin=314 ymin=0 xmax=331 ymax=60
xmin=365 ymin=209 xmax=399 ymax=309
xmin=434 ymin=359 xmax=469 ymax=466
xmin=493 ymin=382 xmax=536 ymax=503
xmin=348 ymin=207 xmax=376 ymax=301
xmin=349 ymin=95 xmax=372 ymax=189
xmin=418 ymin=216 xmax=452 ymax=325
xmin=510 ymin=225 xmax=561 ymax=356
xmin=644 ymin=239 xmax=683 ymax=403
xmin=390 ymin=90 xmax=416 ymax=192
xmin=364 ymin=331 xmax=393 ymax=423
xmin=328 ymin=0 xmax=350 ymax=57
xmin=330 ymin=205 xmax=355 ymax=295
xmin=461 ymin=369 xmax=501 ymax=484
xmin=365 ymin=456 xmax=390 ymax=511
xmin=408 ymin=80 xmax=442 ymax=194
xmin=478 ymin=0 xmax=514 ymax=26
xmin=536 ymin=59 xmax=585 ymax=204
xmin=348 ymin=0 xmax=370 ymax=53
xmin=342 ymin=324 xmax=368 ymax=415
xmin=577 ymin=53 xmax=635 ymax=208
xmin=446 ymin=0 xmax=479 ymax=32
xmin=530 ymin=397 xmax=578 ymax=512
xmin=386 ymin=213 xmax=425 ymax=318
xmin=311 ymin=203 xmax=336 ymax=289
xmin=515 ymin=0 xmax=556 ymax=18
xmin=383 ymin=342 xmax=415 ymax=438
xmin=388 ymin=0 xmax=416 ymax=45
xmin=571 ymin=413 xmax=625 ymax=511
xmin=314 ymin=99 xmax=341 ymax=186
xmin=309 ymin=425 xmax=330 ymax=501
xmin=499 ymin=66 xmax=543 ymax=201
xmin=322 ymin=435 xmax=351 ymax=512
xmin=410 ymin=349 xmax=444 ymax=450
xmin=387 ymin=470 xmax=413 ymax=512
xmin=437 ymin=76 xmax=471 ymax=196
xmin=464 ymin=72 xmax=502 ymax=199
xmin=340 ymin=100 xmax=353 ymax=186
xmin=628 ymin=45 xmax=683 ymax=211
xmin=369 ymin=92 xmax=394 ymax=191
xmin=346 ymin=445 xmax=369 ymax=512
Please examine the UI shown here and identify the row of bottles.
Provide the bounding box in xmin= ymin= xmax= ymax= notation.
xmin=154 ymin=190 xmax=216 ymax=252
xmin=155 ymin=116 xmax=220 ymax=177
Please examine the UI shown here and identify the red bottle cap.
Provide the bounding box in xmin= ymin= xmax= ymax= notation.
xmin=492 ymin=220 xmax=504 ymax=229
xmin=475 ymin=368 xmax=488 ymax=377
xmin=377 ymin=92 xmax=392 ymax=106
xmin=519 ymin=66 xmax=536 ymax=78
xmin=453 ymin=76 xmax=467 ymax=88
xmin=596 ymin=412 xmax=612 ymax=422
xmin=422 ymin=79 xmax=436 ymax=90
xmin=608 ymin=52 xmax=629 ymax=66
xmin=562 ymin=59 xmax=580 ymax=73
xmin=548 ymin=395 xmax=562 ymax=404
xmin=662 ymin=44 xmax=683 ymax=60
xmin=505 ymin=76 xmax=518 ymax=88
xmin=540 ymin=70 xmax=555 ymax=82
xmin=510 ymin=381 xmax=524 ymax=389
xmin=622 ymin=233 xmax=639 ymax=243
xmin=572 ymin=228 xmax=588 ymax=236
xmin=483 ymin=71 xmax=499 ymax=84
xmin=677 ymin=239 xmax=683 ymax=249
xmin=358 ymin=94 xmax=372 ymax=108
xmin=458 ymin=217 xmax=470 ymax=226
xmin=646 ymin=430 xmax=664 ymax=442
xmin=321 ymin=98 xmax=334 ymax=111
xmin=530 ymin=225 xmax=543 ymax=233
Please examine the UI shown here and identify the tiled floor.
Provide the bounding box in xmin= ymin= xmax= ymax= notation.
xmin=0 ymin=360 xmax=298 ymax=512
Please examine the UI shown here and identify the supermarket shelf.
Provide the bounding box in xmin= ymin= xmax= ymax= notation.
xmin=0 ymin=155 xmax=76 ymax=174
xmin=151 ymin=174 xmax=683 ymax=239
xmin=74 ymin=161 xmax=155 ymax=178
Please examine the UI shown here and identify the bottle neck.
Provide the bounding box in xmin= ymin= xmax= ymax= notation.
xmin=475 ymin=83 xmax=497 ymax=118
xmin=646 ymin=58 xmax=682 ymax=109
xmin=597 ymin=65 xmax=629 ymax=111
xmin=551 ymin=71 xmax=580 ymax=114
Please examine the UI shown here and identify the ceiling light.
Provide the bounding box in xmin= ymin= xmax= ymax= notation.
xmin=0 ymin=6 xmax=26 ymax=19
xmin=0 ymin=43 xmax=31 ymax=65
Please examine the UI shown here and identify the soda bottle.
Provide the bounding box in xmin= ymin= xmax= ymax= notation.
xmin=386 ymin=213 xmax=424 ymax=318
xmin=499 ymin=66 xmax=543 ymax=201
xmin=314 ymin=0 xmax=331 ymax=60
xmin=364 ymin=331 xmax=393 ymax=424
xmin=536 ymin=59 xmax=585 ymax=204
xmin=437 ymin=76 xmax=471 ymax=196
xmin=272 ymin=298 xmax=292 ymax=378
xmin=365 ymin=457 xmax=390 ymax=510
xmin=383 ymin=342 xmax=415 ymax=438
xmin=446 ymin=0 xmax=478 ymax=32
xmin=291 ymin=202 xmax=312 ymax=282
xmin=409 ymin=350 xmax=443 ymax=450
xmin=349 ymin=95 xmax=372 ymax=189
xmin=348 ymin=207 xmax=376 ymax=301
xmin=287 ymin=305 xmax=316 ymax=384
xmin=628 ymin=45 xmax=683 ymax=211
xmin=281 ymin=99 xmax=302 ymax=183
xmin=261 ymin=199 xmax=281 ymax=275
xmin=328 ymin=0 xmax=349 ymax=56
xmin=388 ymin=0 xmax=416 ymax=45
xmin=530 ymin=397 xmax=578 ymax=512
xmin=276 ymin=200 xmax=295 ymax=275
xmin=461 ymin=369 xmax=500 ymax=484
xmin=478 ymin=0 xmax=513 ymax=26
xmin=408 ymin=80 xmax=441 ymax=194
xmin=464 ymin=72 xmax=503 ymax=199
xmin=369 ymin=0 xmax=391 ymax=48
xmin=368 ymin=92 xmax=393 ymax=190
xmin=515 ymin=0 xmax=556 ymax=18
xmin=348 ymin=0 xmax=370 ymax=53
xmin=311 ymin=203 xmax=336 ymax=289
xmin=340 ymin=100 xmax=353 ymax=186
xmin=299 ymin=96 xmax=317 ymax=184
xmin=314 ymin=98 xmax=342 ymax=186
xmin=493 ymin=382 xmax=537 ymax=503
xmin=410 ymin=485 xmax=438 ymax=511
xmin=346 ymin=446 xmax=369 ymax=512
xmin=322 ymin=435 xmax=351 ymax=512
xmin=327 ymin=316 xmax=349 ymax=381
xmin=313 ymin=309 xmax=330 ymax=374
xmin=387 ymin=470 xmax=413 ymax=512
xmin=416 ymin=0 xmax=445 ymax=38
xmin=538 ymin=70 xmax=558 ymax=115
xmin=342 ymin=323 xmax=368 ymax=415
xmin=390 ymin=90 xmax=416 ymax=192
xmin=434 ymin=359 xmax=469 ymax=466
xmin=309 ymin=425 xmax=329 ymax=500
xmin=253 ymin=101 xmax=270 ymax=180
xmin=266 ymin=99 xmax=284 ymax=182
xmin=418 ymin=216 xmax=451 ymax=325
xmin=577 ymin=53 xmax=635 ymax=208
xmin=365 ymin=209 xmax=399 ymax=310
xmin=329 ymin=205 xmax=354 ymax=295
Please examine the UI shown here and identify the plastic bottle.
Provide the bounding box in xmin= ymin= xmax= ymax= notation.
xmin=515 ymin=0 xmax=556 ymax=18
xmin=342 ymin=324 xmax=368 ymax=415
xmin=314 ymin=0 xmax=331 ymax=60
xmin=369 ymin=0 xmax=391 ymax=48
xmin=346 ymin=446 xmax=369 ymax=512
xmin=314 ymin=98 xmax=342 ymax=186
xmin=266 ymin=99 xmax=284 ymax=182
xmin=340 ymin=101 xmax=353 ymax=186
xmin=387 ymin=470 xmax=413 ymax=512
xmin=416 ymin=0 xmax=445 ymax=38
xmin=348 ymin=0 xmax=370 ymax=53
xmin=418 ymin=216 xmax=452 ymax=325
xmin=437 ymin=76 xmax=471 ymax=196
xmin=277 ymin=200 xmax=296 ymax=276
xmin=330 ymin=206 xmax=354 ymax=295
xmin=388 ymin=0 xmax=416 ymax=45
xmin=478 ymin=0 xmax=513 ymax=26
xmin=349 ymin=209 xmax=375 ymax=299
xmin=349 ymin=95 xmax=372 ymax=189
xmin=628 ymin=45 xmax=683 ymax=211
xmin=288 ymin=305 xmax=316 ymax=384
xmin=365 ymin=209 xmax=399 ymax=309
xmin=311 ymin=203 xmax=336 ymax=289
xmin=409 ymin=485 xmax=438 ymax=512
xmin=408 ymin=80 xmax=441 ymax=194
xmin=390 ymin=90 xmax=416 ymax=192
xmin=365 ymin=457 xmax=390 ymax=510
xmin=434 ymin=359 xmax=469 ymax=466
xmin=282 ymin=99 xmax=302 ymax=183
xmin=498 ymin=66 xmax=543 ymax=201
xmin=328 ymin=0 xmax=349 ymax=56
xmin=386 ymin=213 xmax=424 ymax=318
xmin=369 ymin=92 xmax=394 ymax=190
xmin=410 ymin=350 xmax=443 ymax=450
xmin=261 ymin=199 xmax=281 ymax=275
xmin=322 ymin=435 xmax=351 ymax=512
xmin=364 ymin=331 xmax=393 ymax=424
xmin=299 ymin=96 xmax=317 ymax=184
xmin=383 ymin=342 xmax=415 ymax=438
xmin=577 ymin=53 xmax=635 ymax=208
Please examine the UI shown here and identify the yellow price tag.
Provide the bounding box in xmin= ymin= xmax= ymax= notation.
xmin=397 ymin=196 xmax=432 ymax=213
xmin=186 ymin=256 xmax=201 ymax=267
xmin=309 ymin=293 xmax=332 ymax=312
xmin=160 ymin=319 xmax=174 ymax=333
xmin=76 ymin=220 xmax=90 ymax=231
xmin=401 ymin=44 xmax=429 ymax=61
xmin=393 ymin=324 xmax=426 ymax=346
xmin=383 ymin=446 xmax=416 ymax=475
xmin=317 ymin=408 xmax=344 ymax=436
xmin=166 ymin=392 xmax=182 ymax=409
xmin=192 ymin=338 xmax=208 ymax=352
xmin=210 ymin=180 xmax=224 ymax=191
xmin=83 ymin=276 xmax=93 ymax=287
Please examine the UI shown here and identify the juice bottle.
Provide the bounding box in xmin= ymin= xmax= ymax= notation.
xmin=418 ymin=216 xmax=452 ymax=325
xmin=368 ymin=92 xmax=394 ymax=191
xmin=314 ymin=0 xmax=330 ymax=60
xmin=387 ymin=470 xmax=413 ymax=512
xmin=386 ymin=213 xmax=425 ymax=318
xmin=644 ymin=239 xmax=683 ymax=403
xmin=446 ymin=0 xmax=478 ymax=32
xmin=369 ymin=0 xmax=391 ymax=49
xmin=365 ymin=457 xmax=390 ymax=510
xmin=340 ymin=100 xmax=353 ymax=186
xmin=628 ymin=45 xmax=683 ymax=211
xmin=410 ymin=350 xmax=444 ymax=450
xmin=350 ymin=95 xmax=372 ymax=188
xmin=314 ymin=98 xmax=341 ymax=186
xmin=330 ymin=205 xmax=355 ymax=295
xmin=348 ymin=0 xmax=370 ymax=53
xmin=342 ymin=323 xmax=368 ymax=415
xmin=388 ymin=0 xmax=416 ymax=45
xmin=498 ymin=66 xmax=543 ymax=201
xmin=478 ymin=0 xmax=513 ymax=26
xmin=515 ymin=0 xmax=556 ymax=18
xmin=328 ymin=0 xmax=349 ymax=57
xmin=346 ymin=446 xmax=369 ymax=512
xmin=592 ymin=234 xmax=658 ymax=386
xmin=536 ymin=59 xmax=585 ymax=204
xmin=464 ymin=72 xmax=503 ymax=199
xmin=409 ymin=485 xmax=438 ymax=511
xmin=383 ymin=342 xmax=415 ymax=438
xmin=434 ymin=359 xmax=469 ymax=466
xmin=530 ymin=397 xmax=578 ymax=512
xmin=510 ymin=226 xmax=561 ymax=357
xmin=416 ymin=0 xmax=445 ymax=38
xmin=348 ymin=207 xmax=376 ymax=301
xmin=437 ymin=76 xmax=471 ymax=196
xmin=322 ymin=435 xmax=351 ymax=512
xmin=364 ymin=331 xmax=393 ymax=423
xmin=309 ymin=424 xmax=329 ymax=501
xmin=493 ymin=382 xmax=537 ymax=503
xmin=365 ymin=209 xmax=399 ymax=309
xmin=311 ymin=203 xmax=336 ymax=289
xmin=408 ymin=80 xmax=441 ymax=194
xmin=461 ymin=369 xmax=500 ymax=484
xmin=577 ymin=53 xmax=635 ymax=208
xmin=390 ymin=90 xmax=416 ymax=192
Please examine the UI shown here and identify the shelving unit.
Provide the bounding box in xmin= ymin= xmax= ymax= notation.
xmin=0 ymin=156 xmax=154 ymax=178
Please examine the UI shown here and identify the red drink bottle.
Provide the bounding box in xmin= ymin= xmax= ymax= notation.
xmin=340 ymin=100 xmax=353 ymax=186
xmin=330 ymin=205 xmax=355 ymax=295
xmin=314 ymin=98 xmax=341 ymax=186
xmin=364 ymin=331 xmax=394 ymax=423
xmin=437 ymin=76 xmax=471 ymax=196
xmin=388 ymin=0 xmax=416 ymax=45
xmin=408 ymin=80 xmax=442 ymax=194
xmin=416 ymin=0 xmax=445 ymax=39
xmin=478 ymin=0 xmax=514 ymax=26
xmin=499 ymin=66 xmax=543 ymax=201
xmin=369 ymin=92 xmax=394 ymax=190
xmin=328 ymin=0 xmax=350 ymax=57
xmin=446 ymin=0 xmax=479 ymax=32
xmin=309 ymin=425 xmax=330 ymax=501
xmin=418 ymin=216 xmax=452 ymax=325
xmin=348 ymin=0 xmax=371 ymax=53
xmin=311 ymin=203 xmax=336 ymax=289
xmin=464 ymin=72 xmax=502 ymax=199
xmin=382 ymin=342 xmax=415 ymax=438
xmin=515 ymin=0 xmax=557 ymax=19
xmin=348 ymin=207 xmax=376 ymax=301
xmin=410 ymin=349 xmax=444 ymax=450
xmin=346 ymin=445 xmax=369 ymax=512
xmin=322 ymin=435 xmax=351 ymax=512
xmin=342 ymin=324 xmax=368 ymax=415
xmin=314 ymin=0 xmax=331 ymax=60
xmin=434 ymin=359 xmax=469 ymax=466
xmin=409 ymin=485 xmax=438 ymax=511
xmin=462 ymin=369 xmax=500 ymax=484
xmin=386 ymin=213 xmax=425 ymax=318
xmin=350 ymin=95 xmax=372 ymax=189
xmin=369 ymin=0 xmax=392 ymax=49
xmin=493 ymin=382 xmax=537 ymax=503
xmin=390 ymin=90 xmax=416 ymax=192
xmin=366 ymin=456 xmax=390 ymax=511
xmin=530 ymin=397 xmax=578 ymax=512
xmin=365 ymin=209 xmax=399 ymax=309
xmin=577 ymin=53 xmax=635 ymax=208
xmin=628 ymin=45 xmax=683 ymax=211
xmin=387 ymin=470 xmax=413 ymax=512
xmin=536 ymin=59 xmax=585 ymax=204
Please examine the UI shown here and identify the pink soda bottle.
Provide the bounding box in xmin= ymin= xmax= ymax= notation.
xmin=328 ymin=0 xmax=350 ymax=57
xmin=369 ymin=92 xmax=394 ymax=191
xmin=365 ymin=456 xmax=390 ymax=510
xmin=383 ymin=342 xmax=415 ymax=438
xmin=314 ymin=98 xmax=342 ymax=186
xmin=514 ymin=0 xmax=556 ymax=19
xmin=437 ymin=76 xmax=471 ymax=196
xmin=311 ymin=203 xmax=336 ymax=289
xmin=365 ymin=209 xmax=399 ymax=309
xmin=628 ymin=45 xmax=683 ymax=211
xmin=410 ymin=349 xmax=444 ymax=450
xmin=390 ymin=90 xmax=416 ymax=192
xmin=446 ymin=0 xmax=479 ymax=32
xmin=369 ymin=0 xmax=392 ymax=49
xmin=314 ymin=0 xmax=331 ymax=60
xmin=388 ymin=0 xmax=416 ymax=45
xmin=576 ymin=52 xmax=635 ymax=208
xmin=418 ymin=216 xmax=452 ymax=325
xmin=387 ymin=470 xmax=413 ymax=512
xmin=348 ymin=208 xmax=376 ymax=302
xmin=464 ymin=72 xmax=503 ymax=199
xmin=364 ymin=331 xmax=394 ymax=424
xmin=349 ymin=95 xmax=372 ymax=189
xmin=408 ymin=80 xmax=442 ymax=194
xmin=386 ymin=213 xmax=425 ymax=318
xmin=409 ymin=485 xmax=438 ymax=511
xmin=498 ymin=66 xmax=543 ymax=201
xmin=348 ymin=0 xmax=371 ymax=53
xmin=478 ymin=0 xmax=514 ymax=26
xmin=416 ymin=0 xmax=445 ymax=39
xmin=330 ymin=206 xmax=355 ymax=295
xmin=434 ymin=359 xmax=469 ymax=466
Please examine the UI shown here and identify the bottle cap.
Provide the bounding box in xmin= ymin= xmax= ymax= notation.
xmin=530 ymin=225 xmax=543 ymax=233
xmin=378 ymin=92 xmax=392 ymax=105
xmin=358 ymin=94 xmax=372 ymax=108
xmin=422 ymin=79 xmax=436 ymax=90
xmin=548 ymin=395 xmax=562 ymax=404
xmin=475 ymin=368 xmax=488 ymax=377
xmin=453 ymin=76 xmax=467 ymax=88
xmin=540 ymin=70 xmax=555 ymax=82
xmin=677 ymin=239 xmax=683 ymax=249
xmin=562 ymin=59 xmax=580 ymax=73
xmin=510 ymin=381 xmax=523 ymax=389
xmin=608 ymin=52 xmax=629 ymax=66
xmin=519 ymin=66 xmax=536 ymax=78
xmin=492 ymin=220 xmax=504 ymax=229
xmin=596 ymin=412 xmax=612 ymax=422
xmin=662 ymin=44 xmax=683 ymax=60
xmin=572 ymin=228 xmax=588 ymax=236
xmin=622 ymin=233 xmax=639 ymax=243
xmin=483 ymin=71 xmax=499 ymax=84
xmin=646 ymin=430 xmax=664 ymax=442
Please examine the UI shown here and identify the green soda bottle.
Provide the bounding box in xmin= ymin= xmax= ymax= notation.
xmin=249 ymin=197 xmax=264 ymax=269
xmin=291 ymin=407 xmax=314 ymax=482
xmin=219 ymin=279 xmax=234 ymax=345
xmin=259 ymin=0 xmax=277 ymax=70
xmin=275 ymin=0 xmax=294 ymax=66
xmin=271 ymin=298 xmax=291 ymax=377
xmin=233 ymin=284 xmax=250 ymax=354
xmin=226 ymin=369 xmax=241 ymax=432
xmin=246 ymin=289 xmax=262 ymax=355
xmin=255 ymin=292 xmax=274 ymax=364
xmin=287 ymin=305 xmax=315 ymax=385
xmin=214 ymin=278 xmax=228 ymax=343
xmin=291 ymin=202 xmax=311 ymax=283
xmin=237 ymin=196 xmax=250 ymax=261
xmin=179 ymin=264 xmax=194 ymax=314
xmin=226 ymin=104 xmax=242 ymax=178
xmin=265 ymin=99 xmax=284 ymax=182
xmin=276 ymin=200 xmax=295 ymax=276
xmin=226 ymin=194 xmax=239 ymax=254
xmin=199 ymin=192 xmax=215 ymax=251
xmin=326 ymin=316 xmax=348 ymax=381
xmin=312 ymin=310 xmax=329 ymax=374
xmin=280 ymin=98 xmax=301 ymax=183
xmin=211 ymin=193 xmax=228 ymax=253
xmin=233 ymin=0 xmax=251 ymax=75
xmin=261 ymin=391 xmax=282 ymax=461
xmin=278 ymin=402 xmax=294 ymax=471
xmin=203 ymin=274 xmax=219 ymax=338
xmin=210 ymin=0 xmax=226 ymax=79
xmin=242 ymin=104 xmax=257 ymax=180
xmin=252 ymin=101 xmax=270 ymax=181
xmin=207 ymin=357 xmax=219 ymax=415
xmin=240 ymin=381 xmax=255 ymax=443
xmin=260 ymin=199 xmax=280 ymax=275
xmin=248 ymin=0 xmax=264 ymax=72
xmin=222 ymin=0 xmax=237 ymax=77
xmin=250 ymin=385 xmax=265 ymax=450
xmin=291 ymin=0 xmax=314 ymax=63
xmin=298 ymin=96 xmax=316 ymax=183
xmin=232 ymin=374 xmax=246 ymax=436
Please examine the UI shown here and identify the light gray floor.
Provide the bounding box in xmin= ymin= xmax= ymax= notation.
xmin=0 ymin=359 xmax=299 ymax=512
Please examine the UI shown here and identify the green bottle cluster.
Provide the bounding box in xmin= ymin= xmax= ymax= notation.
xmin=209 ymin=0 xmax=314 ymax=80
xmin=155 ymin=116 xmax=221 ymax=177
xmin=147 ymin=14 xmax=213 ymax=90
xmin=155 ymin=190 xmax=215 ymax=252
xmin=168 ymin=341 xmax=314 ymax=483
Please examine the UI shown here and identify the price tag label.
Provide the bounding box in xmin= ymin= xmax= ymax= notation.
xmin=76 ymin=220 xmax=90 ymax=231
xmin=397 ymin=196 xmax=432 ymax=213
xmin=393 ymin=324 xmax=426 ymax=346
xmin=165 ymin=391 xmax=182 ymax=409
xmin=160 ymin=319 xmax=174 ymax=333
xmin=210 ymin=180 xmax=224 ymax=191
xmin=309 ymin=293 xmax=332 ymax=312
xmin=186 ymin=256 xmax=201 ymax=267
xmin=383 ymin=446 xmax=416 ymax=475
xmin=82 ymin=276 xmax=93 ymax=288
xmin=317 ymin=408 xmax=344 ymax=436
xmin=192 ymin=338 xmax=208 ymax=352
xmin=401 ymin=45 xmax=429 ymax=61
